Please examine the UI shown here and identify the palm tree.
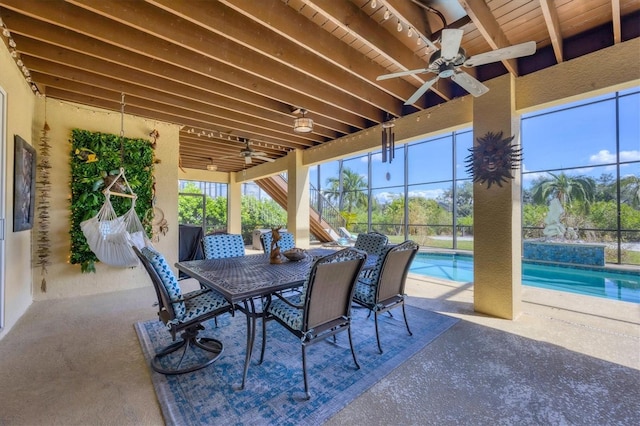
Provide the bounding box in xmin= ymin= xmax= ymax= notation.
xmin=620 ymin=175 xmax=640 ymax=209
xmin=324 ymin=167 xmax=368 ymax=213
xmin=531 ymin=172 xmax=595 ymax=212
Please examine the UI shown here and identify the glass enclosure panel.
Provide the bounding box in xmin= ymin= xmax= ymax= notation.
xmin=455 ymin=130 xmax=473 ymax=180
xmin=371 ymin=186 xmax=404 ymax=242
xmin=619 ymin=92 xmax=640 ymax=155
xmin=407 ymin=135 xmax=453 ymax=184
xmin=319 ymin=160 xmax=340 ymax=192
xmin=522 ymin=99 xmax=617 ymax=171
xmin=406 ymin=183 xmax=453 ymax=248
xmin=344 ymin=189 xmax=369 ymax=234
xmin=371 ymin=146 xmax=405 ymax=188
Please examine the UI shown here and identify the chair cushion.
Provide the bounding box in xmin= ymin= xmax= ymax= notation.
xmin=202 ymin=234 xmax=245 ymax=259
xmin=353 ymin=280 xmax=376 ymax=305
xmin=267 ymin=296 xmax=303 ymax=331
xmin=354 ymin=233 xmax=388 ymax=256
xmin=141 ymin=246 xmax=186 ymax=318
xmin=261 ymin=232 xmax=295 ymax=254
xmin=168 ymin=288 xmax=231 ymax=328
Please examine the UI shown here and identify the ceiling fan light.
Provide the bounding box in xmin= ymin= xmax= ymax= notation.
xmin=207 ymin=164 xmax=218 ymax=171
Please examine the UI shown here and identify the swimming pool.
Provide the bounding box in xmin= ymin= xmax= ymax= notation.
xmin=409 ymin=252 xmax=640 ymax=304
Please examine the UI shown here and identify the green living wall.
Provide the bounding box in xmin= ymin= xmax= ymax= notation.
xmin=69 ymin=129 xmax=155 ymax=272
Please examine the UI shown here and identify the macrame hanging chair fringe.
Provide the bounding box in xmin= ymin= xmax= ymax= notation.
xmin=80 ymin=94 xmax=152 ymax=267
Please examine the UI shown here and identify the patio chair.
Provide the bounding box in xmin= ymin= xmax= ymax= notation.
xmin=259 ymin=247 xmax=367 ymax=399
xmin=134 ymin=246 xmax=233 ymax=375
xmin=260 ymin=231 xmax=295 ymax=254
xmin=202 ymin=233 xmax=245 ymax=259
xmin=354 ymin=231 xmax=389 ymax=279
xmin=352 ymin=240 xmax=419 ymax=354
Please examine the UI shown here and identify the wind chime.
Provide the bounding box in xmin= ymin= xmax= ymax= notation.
xmin=381 ymin=116 xmax=395 ymax=163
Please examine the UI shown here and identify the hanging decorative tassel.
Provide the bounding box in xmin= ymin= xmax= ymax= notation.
xmin=36 ymin=103 xmax=52 ymax=292
xmin=381 ymin=116 xmax=395 ymax=163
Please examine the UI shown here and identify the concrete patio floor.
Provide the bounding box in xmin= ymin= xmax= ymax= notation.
xmin=0 ymin=268 xmax=638 ymax=425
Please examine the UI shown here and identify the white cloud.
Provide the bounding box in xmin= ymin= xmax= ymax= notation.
xmin=589 ymin=149 xmax=640 ymax=163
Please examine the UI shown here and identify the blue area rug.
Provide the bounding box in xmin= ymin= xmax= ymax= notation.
xmin=135 ymin=304 xmax=458 ymax=425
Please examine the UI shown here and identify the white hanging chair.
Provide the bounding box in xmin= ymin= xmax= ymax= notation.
xmin=81 ymin=168 xmax=151 ymax=267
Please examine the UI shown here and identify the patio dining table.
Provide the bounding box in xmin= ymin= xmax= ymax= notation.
xmin=175 ymin=249 xmax=376 ymax=390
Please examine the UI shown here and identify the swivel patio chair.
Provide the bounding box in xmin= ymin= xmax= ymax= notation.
xmin=260 ymin=231 xmax=295 ymax=254
xmin=134 ymin=246 xmax=233 ymax=375
xmin=202 ymin=233 xmax=245 ymax=259
xmin=352 ymin=240 xmax=419 ymax=354
xmin=259 ymin=247 xmax=367 ymax=400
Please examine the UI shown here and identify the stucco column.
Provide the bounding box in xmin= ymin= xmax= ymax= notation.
xmin=472 ymin=74 xmax=522 ymax=319
xmin=228 ymin=172 xmax=242 ymax=234
xmin=287 ymin=149 xmax=310 ymax=248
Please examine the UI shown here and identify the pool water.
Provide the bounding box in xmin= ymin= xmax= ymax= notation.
xmin=409 ymin=253 xmax=640 ymax=304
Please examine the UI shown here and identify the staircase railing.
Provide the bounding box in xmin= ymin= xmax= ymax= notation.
xmin=309 ymin=185 xmax=346 ymax=232
xmin=275 ymin=173 xmax=346 ymax=236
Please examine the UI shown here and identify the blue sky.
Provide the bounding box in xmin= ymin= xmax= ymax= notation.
xmin=311 ymin=86 xmax=640 ymax=204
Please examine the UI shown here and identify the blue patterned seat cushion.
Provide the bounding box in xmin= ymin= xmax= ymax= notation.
xmin=141 ymin=246 xmax=186 ymax=318
xmin=202 ymin=234 xmax=245 ymax=259
xmin=353 ymin=280 xmax=376 ymax=305
xmin=141 ymin=247 xmax=230 ymax=327
xmin=354 ymin=233 xmax=388 ymax=256
xmin=267 ymin=295 xmax=303 ymax=331
xmin=261 ymin=232 xmax=295 ymax=254
xmin=169 ymin=288 xmax=231 ymax=328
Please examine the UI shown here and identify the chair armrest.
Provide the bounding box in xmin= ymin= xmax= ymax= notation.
xmin=272 ymin=291 xmax=303 ymax=309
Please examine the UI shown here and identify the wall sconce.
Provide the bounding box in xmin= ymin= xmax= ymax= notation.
xmin=293 ymin=109 xmax=314 ymax=133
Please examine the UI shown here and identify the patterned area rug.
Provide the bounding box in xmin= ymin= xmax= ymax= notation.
xmin=135 ymin=304 xmax=458 ymax=425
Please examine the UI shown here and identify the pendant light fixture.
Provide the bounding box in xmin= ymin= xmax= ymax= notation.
xmin=293 ymin=109 xmax=314 ymax=133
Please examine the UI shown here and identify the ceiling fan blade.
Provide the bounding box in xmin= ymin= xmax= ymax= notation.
xmin=451 ymin=71 xmax=489 ymax=97
xmin=440 ymin=29 xmax=464 ymax=61
xmin=463 ymin=41 xmax=537 ymax=67
xmin=252 ymin=151 xmax=268 ymax=157
xmin=254 ymin=155 xmax=275 ymax=163
xmin=377 ymin=68 xmax=429 ymax=81
xmin=404 ymin=76 xmax=439 ymax=105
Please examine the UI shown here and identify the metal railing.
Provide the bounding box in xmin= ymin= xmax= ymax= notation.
xmin=310 ymin=185 xmax=346 ymax=232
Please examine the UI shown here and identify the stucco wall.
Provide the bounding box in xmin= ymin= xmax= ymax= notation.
xmin=0 ymin=36 xmax=36 ymax=340
xmin=30 ymin=98 xmax=180 ymax=301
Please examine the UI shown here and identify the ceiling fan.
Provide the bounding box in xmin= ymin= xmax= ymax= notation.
xmin=377 ymin=29 xmax=536 ymax=105
xmin=221 ymin=138 xmax=275 ymax=165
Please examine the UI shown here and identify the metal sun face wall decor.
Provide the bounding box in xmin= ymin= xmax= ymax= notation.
xmin=465 ymin=131 xmax=522 ymax=189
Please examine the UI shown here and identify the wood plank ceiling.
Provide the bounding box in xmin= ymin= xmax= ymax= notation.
xmin=1 ymin=0 xmax=638 ymax=172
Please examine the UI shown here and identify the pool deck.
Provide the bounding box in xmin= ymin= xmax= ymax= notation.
xmin=0 ymin=260 xmax=638 ymax=425
xmin=329 ymin=273 xmax=640 ymax=424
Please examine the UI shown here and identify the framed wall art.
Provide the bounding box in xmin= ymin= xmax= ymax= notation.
xmin=13 ymin=135 xmax=36 ymax=232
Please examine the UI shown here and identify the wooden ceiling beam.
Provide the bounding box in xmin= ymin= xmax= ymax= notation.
xmin=42 ymin=87 xmax=314 ymax=152
xmin=539 ymin=0 xmax=563 ymax=64
xmin=16 ymin=37 xmax=338 ymax=141
xmin=30 ymin=68 xmax=324 ymax=148
xmin=217 ymin=0 xmax=420 ymax=110
xmin=612 ymin=0 xmax=621 ymax=44
xmin=65 ymin=0 xmax=388 ymax=123
xmin=143 ymin=0 xmax=405 ymax=117
xmin=458 ymin=0 xmax=520 ymax=76
xmin=0 ymin=1 xmax=370 ymax=129
xmin=299 ymin=0 xmax=451 ymax=104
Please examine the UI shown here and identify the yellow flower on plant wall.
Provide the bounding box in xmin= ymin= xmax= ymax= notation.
xmin=75 ymin=147 xmax=99 ymax=163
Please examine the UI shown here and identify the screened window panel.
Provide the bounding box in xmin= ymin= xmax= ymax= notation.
xmin=371 ymin=146 xmax=405 ymax=188
xmin=522 ymin=99 xmax=617 ymax=171
xmin=407 ymin=136 xmax=453 ymax=184
xmin=455 ymin=130 xmax=473 ymax=180
xmin=619 ymin=92 xmax=640 ymax=157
